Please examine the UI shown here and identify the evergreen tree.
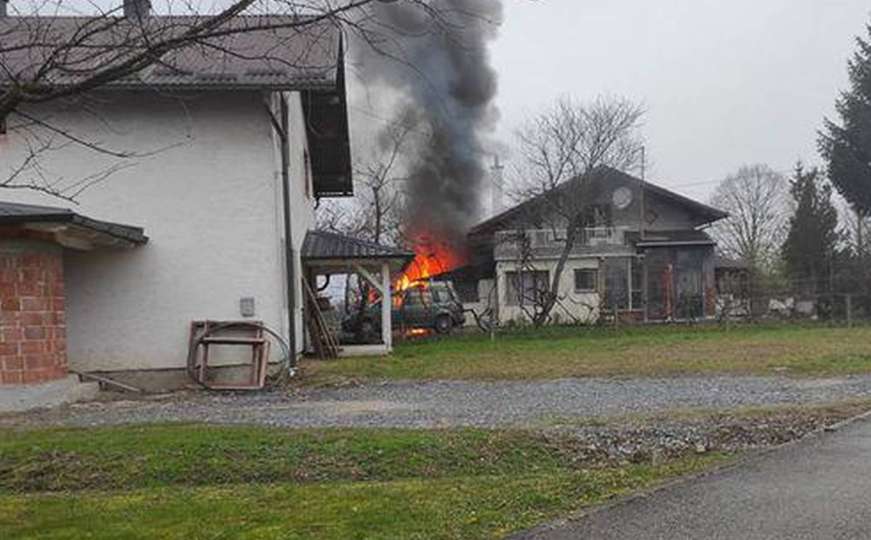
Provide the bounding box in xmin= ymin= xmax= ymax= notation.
xmin=781 ymin=165 xmax=840 ymax=295
xmin=819 ymin=23 xmax=871 ymax=217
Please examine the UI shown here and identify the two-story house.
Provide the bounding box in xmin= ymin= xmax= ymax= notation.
xmin=0 ymin=2 xmax=411 ymax=405
xmin=456 ymin=167 xmax=728 ymax=325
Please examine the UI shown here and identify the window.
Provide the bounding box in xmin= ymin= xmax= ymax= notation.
xmin=574 ymin=269 xmax=598 ymax=292
xmin=0 ymin=115 xmax=6 ymax=135
xmin=454 ymin=280 xmax=479 ymax=303
xmin=505 ymin=271 xmax=549 ymax=306
xmin=402 ymin=287 xmax=431 ymax=308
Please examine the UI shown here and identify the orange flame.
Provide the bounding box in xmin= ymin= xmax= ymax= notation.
xmin=395 ymin=238 xmax=466 ymax=292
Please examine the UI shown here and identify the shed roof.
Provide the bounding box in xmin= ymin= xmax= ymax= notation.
xmin=302 ymin=230 xmax=414 ymax=264
xmin=0 ymin=201 xmax=148 ymax=247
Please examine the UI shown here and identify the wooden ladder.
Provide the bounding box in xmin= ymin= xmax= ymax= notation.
xmin=303 ymin=280 xmax=340 ymax=359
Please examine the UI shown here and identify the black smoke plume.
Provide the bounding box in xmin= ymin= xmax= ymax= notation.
xmin=360 ymin=0 xmax=502 ymax=252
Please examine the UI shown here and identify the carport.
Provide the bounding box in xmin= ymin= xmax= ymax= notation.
xmin=300 ymin=230 xmax=413 ymax=357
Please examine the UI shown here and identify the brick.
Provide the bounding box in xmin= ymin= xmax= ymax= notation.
xmin=20 ymin=371 xmax=42 ymax=384
xmin=20 ymin=298 xmax=48 ymax=311
xmin=1 ymin=371 xmax=22 ymax=385
xmin=20 ymin=312 xmax=45 ymax=326
xmin=24 ymin=326 xmax=46 ymax=340
xmin=20 ymin=342 xmax=45 ymax=355
xmin=3 ymin=357 xmax=23 ymax=370
xmin=1 ymin=298 xmax=20 ymax=311
xmin=3 ymin=328 xmax=22 ymax=341
xmin=0 ymin=343 xmax=18 ymax=355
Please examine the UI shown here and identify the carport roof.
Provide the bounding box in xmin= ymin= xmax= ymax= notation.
xmin=302 ymin=230 xmax=413 ymax=264
xmin=0 ymin=201 xmax=148 ymax=248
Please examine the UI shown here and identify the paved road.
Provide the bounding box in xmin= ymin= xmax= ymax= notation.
xmin=5 ymin=375 xmax=871 ymax=428
xmin=520 ymin=416 xmax=871 ymax=540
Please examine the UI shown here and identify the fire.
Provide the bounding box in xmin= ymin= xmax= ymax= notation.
xmin=395 ymin=237 xmax=466 ymax=292
xmin=405 ymin=328 xmax=431 ymax=338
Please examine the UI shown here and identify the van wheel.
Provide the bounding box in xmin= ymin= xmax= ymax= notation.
xmin=434 ymin=315 xmax=453 ymax=335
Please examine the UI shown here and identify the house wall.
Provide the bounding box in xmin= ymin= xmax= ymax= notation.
xmin=0 ymin=90 xmax=315 ymax=372
xmin=495 ymin=258 xmax=600 ymax=325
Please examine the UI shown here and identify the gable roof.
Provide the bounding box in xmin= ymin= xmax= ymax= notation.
xmin=0 ymin=15 xmax=342 ymax=90
xmin=302 ymin=230 xmax=414 ymax=263
xmin=0 ymin=201 xmax=148 ymax=246
xmin=0 ymin=14 xmax=353 ymax=198
xmin=470 ymin=167 xmax=728 ymax=236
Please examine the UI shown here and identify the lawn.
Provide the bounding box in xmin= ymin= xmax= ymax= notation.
xmin=303 ymin=323 xmax=871 ymax=383
xmin=0 ymin=424 xmax=727 ymax=539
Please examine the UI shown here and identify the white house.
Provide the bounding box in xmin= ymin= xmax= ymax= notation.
xmin=0 ymin=2 xmax=410 ymax=400
xmin=453 ymin=168 xmax=729 ymax=326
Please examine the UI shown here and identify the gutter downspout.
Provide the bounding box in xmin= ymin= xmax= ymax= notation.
xmin=265 ymin=94 xmax=297 ymax=363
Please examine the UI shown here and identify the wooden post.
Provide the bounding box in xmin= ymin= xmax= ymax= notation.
xmin=846 ymin=294 xmax=853 ymax=328
xmin=381 ymin=263 xmax=393 ymax=352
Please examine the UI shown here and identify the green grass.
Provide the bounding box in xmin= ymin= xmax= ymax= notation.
xmin=303 ymin=323 xmax=871 ymax=383
xmin=0 ymin=425 xmax=728 ymax=539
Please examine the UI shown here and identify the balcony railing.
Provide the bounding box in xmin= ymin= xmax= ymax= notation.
xmin=494 ymin=227 xmax=628 ymax=249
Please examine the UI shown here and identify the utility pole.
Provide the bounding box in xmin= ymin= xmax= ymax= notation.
xmin=639 ymin=145 xmax=648 ymax=322
xmin=639 ymin=145 xmax=646 ymax=241
xmin=491 ymin=155 xmax=505 ymax=217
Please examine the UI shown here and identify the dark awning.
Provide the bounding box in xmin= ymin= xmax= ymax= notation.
xmin=302 ymin=230 xmax=413 ymax=269
xmin=0 ymin=201 xmax=148 ymax=249
xmin=629 ymin=229 xmax=716 ymax=248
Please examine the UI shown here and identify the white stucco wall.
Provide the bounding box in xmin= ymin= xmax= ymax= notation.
xmin=1 ymin=90 xmax=315 ymax=371
xmin=495 ymin=258 xmax=600 ymax=325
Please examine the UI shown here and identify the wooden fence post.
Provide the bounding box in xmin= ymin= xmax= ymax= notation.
xmin=846 ymin=294 xmax=853 ymax=328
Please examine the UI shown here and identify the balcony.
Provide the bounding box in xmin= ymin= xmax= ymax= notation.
xmin=494 ymin=227 xmax=633 ymax=259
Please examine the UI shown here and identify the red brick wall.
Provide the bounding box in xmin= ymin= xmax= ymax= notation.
xmin=0 ymin=243 xmax=67 ymax=385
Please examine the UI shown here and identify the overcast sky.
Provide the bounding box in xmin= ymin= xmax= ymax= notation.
xmin=489 ymin=0 xmax=870 ymax=201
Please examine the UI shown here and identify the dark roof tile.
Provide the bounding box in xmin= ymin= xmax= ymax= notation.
xmin=0 ymin=15 xmax=341 ymax=90
xmin=302 ymin=230 xmax=414 ymax=262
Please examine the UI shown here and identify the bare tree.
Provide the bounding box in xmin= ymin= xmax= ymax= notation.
xmin=317 ymin=109 xmax=419 ymax=244
xmin=0 ymin=0 xmax=461 ymax=200
xmin=708 ymin=164 xmax=790 ymax=271
xmin=511 ymin=95 xmax=644 ymax=326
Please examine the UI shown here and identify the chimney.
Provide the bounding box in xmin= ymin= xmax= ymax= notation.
xmin=1 ymin=1 xmax=8 ymax=17
xmin=123 ymin=0 xmax=151 ymax=19
xmin=490 ymin=155 xmax=505 ymax=217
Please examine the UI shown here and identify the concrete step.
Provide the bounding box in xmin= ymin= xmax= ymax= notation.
xmin=0 ymin=375 xmax=100 ymax=413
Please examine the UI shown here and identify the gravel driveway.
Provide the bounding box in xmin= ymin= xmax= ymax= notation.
xmin=5 ymin=375 xmax=871 ymax=429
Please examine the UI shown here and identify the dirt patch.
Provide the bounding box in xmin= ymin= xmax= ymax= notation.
xmin=542 ymin=401 xmax=871 ymax=467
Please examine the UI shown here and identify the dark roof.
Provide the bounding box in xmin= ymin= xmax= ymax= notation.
xmin=0 ymin=201 xmax=148 ymax=246
xmin=0 ymin=15 xmax=342 ymax=90
xmin=1 ymin=14 xmax=354 ymax=198
xmin=302 ymin=230 xmax=414 ymax=263
xmin=628 ymin=229 xmax=715 ymax=248
xmin=470 ymin=167 xmax=728 ymax=236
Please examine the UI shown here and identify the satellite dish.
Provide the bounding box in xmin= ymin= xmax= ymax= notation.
xmin=612 ymin=187 xmax=633 ymax=210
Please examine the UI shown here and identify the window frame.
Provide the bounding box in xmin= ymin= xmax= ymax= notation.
xmin=505 ymin=270 xmax=549 ymax=307
xmin=574 ymin=268 xmax=598 ymax=293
